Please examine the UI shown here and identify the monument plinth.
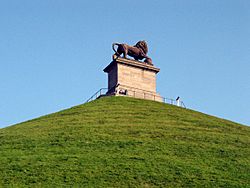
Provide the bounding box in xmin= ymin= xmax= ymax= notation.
xmin=103 ymin=56 xmax=162 ymax=101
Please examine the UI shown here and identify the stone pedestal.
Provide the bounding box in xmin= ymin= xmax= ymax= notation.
xmin=103 ymin=56 xmax=162 ymax=102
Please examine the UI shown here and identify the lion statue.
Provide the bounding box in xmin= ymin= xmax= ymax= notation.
xmin=112 ymin=40 xmax=153 ymax=65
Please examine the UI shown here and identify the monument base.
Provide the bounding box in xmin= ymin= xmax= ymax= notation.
xmin=103 ymin=56 xmax=162 ymax=102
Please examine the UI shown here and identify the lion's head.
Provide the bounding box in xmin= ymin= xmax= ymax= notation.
xmin=135 ymin=40 xmax=148 ymax=55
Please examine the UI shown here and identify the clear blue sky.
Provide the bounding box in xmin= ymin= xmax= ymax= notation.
xmin=1 ymin=0 xmax=249 ymax=128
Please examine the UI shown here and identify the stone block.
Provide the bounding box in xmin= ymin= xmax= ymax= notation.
xmin=103 ymin=57 xmax=161 ymax=101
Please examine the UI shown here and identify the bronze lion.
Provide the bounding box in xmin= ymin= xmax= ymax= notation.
xmin=112 ymin=41 xmax=153 ymax=65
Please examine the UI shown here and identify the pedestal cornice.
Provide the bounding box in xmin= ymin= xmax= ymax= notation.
xmin=103 ymin=57 xmax=160 ymax=73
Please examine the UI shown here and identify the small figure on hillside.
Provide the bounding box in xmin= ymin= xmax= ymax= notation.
xmin=176 ymin=96 xmax=180 ymax=107
xmin=112 ymin=41 xmax=153 ymax=65
xmin=118 ymin=89 xmax=128 ymax=95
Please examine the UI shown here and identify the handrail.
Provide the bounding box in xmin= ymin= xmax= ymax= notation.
xmin=106 ymin=84 xmax=120 ymax=94
xmin=85 ymin=88 xmax=108 ymax=103
xmin=181 ymin=101 xmax=186 ymax=108
xmin=85 ymin=85 xmax=186 ymax=108
xmin=117 ymin=85 xmax=186 ymax=108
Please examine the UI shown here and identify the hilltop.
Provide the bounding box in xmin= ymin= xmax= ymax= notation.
xmin=0 ymin=96 xmax=249 ymax=187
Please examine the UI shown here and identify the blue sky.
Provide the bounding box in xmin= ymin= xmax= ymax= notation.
xmin=0 ymin=0 xmax=249 ymax=128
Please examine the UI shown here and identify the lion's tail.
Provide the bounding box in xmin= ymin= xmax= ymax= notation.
xmin=112 ymin=43 xmax=120 ymax=53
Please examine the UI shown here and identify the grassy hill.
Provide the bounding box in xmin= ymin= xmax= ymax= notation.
xmin=0 ymin=96 xmax=249 ymax=187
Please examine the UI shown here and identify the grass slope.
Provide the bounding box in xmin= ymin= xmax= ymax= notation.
xmin=0 ymin=96 xmax=249 ymax=187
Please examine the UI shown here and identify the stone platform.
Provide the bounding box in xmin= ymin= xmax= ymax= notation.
xmin=103 ymin=56 xmax=162 ymax=102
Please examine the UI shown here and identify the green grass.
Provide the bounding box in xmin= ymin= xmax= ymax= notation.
xmin=0 ymin=96 xmax=249 ymax=187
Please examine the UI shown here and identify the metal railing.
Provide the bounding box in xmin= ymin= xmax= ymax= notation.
xmin=116 ymin=84 xmax=186 ymax=108
xmin=85 ymin=88 xmax=108 ymax=103
xmin=85 ymin=85 xmax=186 ymax=108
